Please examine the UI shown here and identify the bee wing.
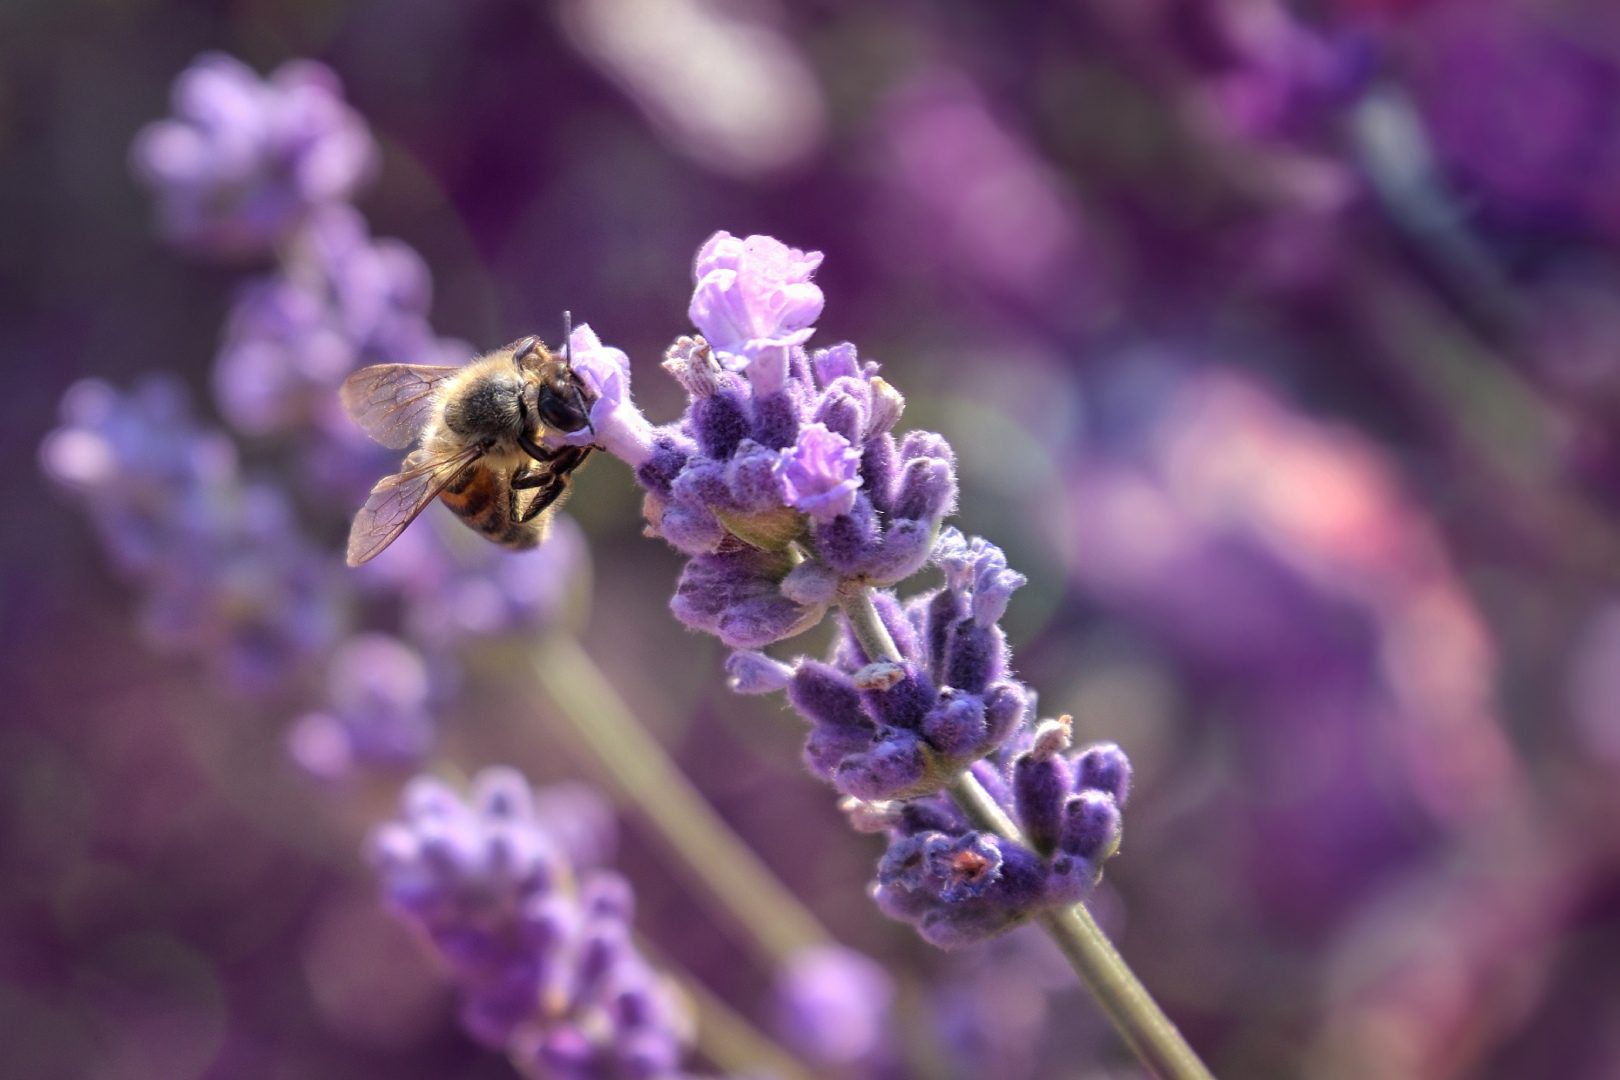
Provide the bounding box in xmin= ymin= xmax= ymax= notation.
xmin=346 ymin=444 xmax=483 ymax=566
xmin=340 ymin=364 xmax=460 ymax=449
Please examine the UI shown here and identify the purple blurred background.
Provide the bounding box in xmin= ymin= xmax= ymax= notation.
xmin=8 ymin=0 xmax=1620 ymax=1077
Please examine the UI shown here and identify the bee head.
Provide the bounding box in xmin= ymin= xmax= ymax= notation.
xmin=534 ymin=365 xmax=592 ymax=434
xmin=530 ymin=312 xmax=593 ymax=436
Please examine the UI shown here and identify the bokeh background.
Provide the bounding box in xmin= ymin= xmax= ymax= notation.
xmin=8 ymin=0 xmax=1620 ymax=1077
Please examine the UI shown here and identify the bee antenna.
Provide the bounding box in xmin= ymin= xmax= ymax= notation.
xmin=513 ymin=335 xmax=538 ymax=369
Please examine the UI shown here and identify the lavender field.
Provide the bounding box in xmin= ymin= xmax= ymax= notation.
xmin=7 ymin=1 xmax=1620 ymax=1078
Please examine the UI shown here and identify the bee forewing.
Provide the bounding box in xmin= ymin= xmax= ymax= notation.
xmin=345 ymin=446 xmax=479 ymax=566
xmin=341 ymin=363 xmax=460 ymax=449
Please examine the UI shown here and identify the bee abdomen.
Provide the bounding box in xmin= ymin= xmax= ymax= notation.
xmin=438 ymin=464 xmax=542 ymax=549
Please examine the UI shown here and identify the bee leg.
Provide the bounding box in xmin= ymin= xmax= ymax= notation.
xmin=512 ymin=445 xmax=591 ymax=476
xmin=518 ymin=472 xmax=576 ymax=524
xmin=510 ymin=447 xmax=591 ymax=523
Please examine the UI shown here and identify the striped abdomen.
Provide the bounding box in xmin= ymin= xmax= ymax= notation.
xmin=439 ymin=462 xmax=544 ymax=549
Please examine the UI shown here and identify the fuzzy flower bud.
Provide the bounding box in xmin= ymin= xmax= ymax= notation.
xmin=935 ymin=527 xmax=1026 ymax=627
xmin=725 ymin=649 xmax=796 ymax=694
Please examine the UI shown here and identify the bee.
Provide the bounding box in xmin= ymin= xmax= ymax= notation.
xmin=341 ymin=318 xmax=595 ymax=566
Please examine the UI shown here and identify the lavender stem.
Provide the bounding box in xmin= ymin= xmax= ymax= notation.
xmin=840 ymin=588 xmax=1214 ymax=1080
xmin=533 ymin=633 xmax=831 ymax=963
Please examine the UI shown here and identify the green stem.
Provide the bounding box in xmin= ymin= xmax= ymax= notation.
xmin=841 ymin=589 xmax=1214 ymax=1080
xmin=533 ymin=633 xmax=830 ymax=964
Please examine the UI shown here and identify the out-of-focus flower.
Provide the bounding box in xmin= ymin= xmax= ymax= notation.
xmin=1165 ymin=0 xmax=1370 ymax=143
xmin=1395 ymin=0 xmax=1620 ymax=240
xmin=1567 ymin=603 xmax=1620 ymax=768
xmin=40 ymin=376 xmax=239 ymax=575
xmin=1114 ymin=0 xmax=1367 ymax=289
xmin=42 ymin=377 xmax=347 ymax=693
xmin=558 ymin=0 xmax=826 ymax=177
xmin=131 ymin=53 xmax=377 ymax=258
xmin=287 ymin=634 xmax=439 ymax=779
xmin=137 ymin=482 xmax=345 ymax=695
xmin=932 ymin=927 xmax=1076 ymax=1080
xmin=771 ymin=945 xmax=894 ymax=1069
xmin=873 ymin=69 xmax=1093 ymax=305
xmin=1306 ymin=821 xmax=1577 ymax=1079
xmin=389 ymin=514 xmax=589 ymax=649
xmin=370 ymin=767 xmax=692 ymax=1076
xmin=214 ymin=206 xmax=465 ymax=437
xmin=1068 ymin=363 xmax=1518 ymax=929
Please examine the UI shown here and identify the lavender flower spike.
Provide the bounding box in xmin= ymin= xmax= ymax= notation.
xmin=40 ymin=377 xmax=344 ymax=694
xmin=370 ymin=766 xmax=692 ymax=1077
xmin=580 ymin=231 xmax=1132 ymax=954
xmin=553 ymin=232 xmax=1202 ymax=1073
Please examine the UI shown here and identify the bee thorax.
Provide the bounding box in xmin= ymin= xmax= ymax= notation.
xmin=442 ymin=374 xmax=523 ymax=438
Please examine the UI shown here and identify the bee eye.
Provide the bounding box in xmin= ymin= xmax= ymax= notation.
xmin=538 ymin=386 xmax=587 ymax=431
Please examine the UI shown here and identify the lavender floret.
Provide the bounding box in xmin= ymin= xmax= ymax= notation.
xmin=775 ymin=423 xmax=863 ymax=522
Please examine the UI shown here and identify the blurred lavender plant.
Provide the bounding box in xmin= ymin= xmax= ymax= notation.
xmin=212 ymin=204 xmax=465 ymax=443
xmin=1395 ymin=0 xmax=1620 ymax=243
xmin=556 ymin=232 xmax=1134 ymax=950
xmin=40 ymin=376 xmax=346 ymax=694
xmin=287 ymin=633 xmax=437 ymax=779
xmin=131 ymin=53 xmax=377 ymax=258
xmin=42 ymin=53 xmax=583 ymax=776
xmin=371 ymin=766 xmax=694 ymax=1077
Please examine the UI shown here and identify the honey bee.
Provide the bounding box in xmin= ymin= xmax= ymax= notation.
xmin=341 ymin=319 xmax=595 ymax=566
